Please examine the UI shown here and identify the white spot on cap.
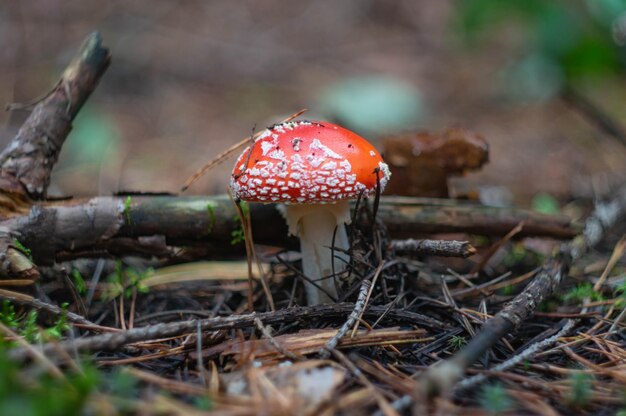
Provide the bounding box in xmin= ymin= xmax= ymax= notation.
xmin=378 ymin=161 xmax=392 ymax=190
xmin=268 ymin=149 xmax=285 ymax=160
xmin=310 ymin=139 xmax=342 ymax=159
xmin=261 ymin=141 xmax=274 ymax=156
xmin=306 ymin=155 xmax=325 ymax=168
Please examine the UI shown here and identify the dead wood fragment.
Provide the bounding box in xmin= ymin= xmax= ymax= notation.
xmin=0 ymin=234 xmax=39 ymax=280
xmin=0 ymin=195 xmax=576 ymax=265
xmin=0 ymin=33 xmax=110 ymax=201
xmin=390 ymin=238 xmax=476 ymax=258
xmin=200 ymin=327 xmax=428 ymax=360
xmin=8 ymin=303 xmax=443 ymax=360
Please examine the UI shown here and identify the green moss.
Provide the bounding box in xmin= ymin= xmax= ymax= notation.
xmin=563 ymin=283 xmax=603 ymax=303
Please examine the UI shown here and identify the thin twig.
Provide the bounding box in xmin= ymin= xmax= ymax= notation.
xmin=390 ymin=239 xmax=476 ymax=258
xmin=0 ymin=288 xmax=95 ymax=326
xmin=320 ymin=279 xmax=372 ymax=358
xmin=254 ymin=317 xmax=301 ymax=361
xmin=350 ymin=262 xmax=385 ymax=338
xmin=181 ymin=109 xmax=307 ymax=191
xmin=455 ymin=319 xmax=577 ymax=390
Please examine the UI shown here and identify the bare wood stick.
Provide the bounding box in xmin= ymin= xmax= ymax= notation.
xmin=181 ymin=109 xmax=307 ymax=191
xmin=8 ymin=303 xmax=445 ymax=360
xmin=0 ymin=32 xmax=110 ymax=200
xmin=390 ymin=239 xmax=476 ymax=258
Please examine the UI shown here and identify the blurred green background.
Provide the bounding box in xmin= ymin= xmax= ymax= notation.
xmin=0 ymin=0 xmax=625 ymax=204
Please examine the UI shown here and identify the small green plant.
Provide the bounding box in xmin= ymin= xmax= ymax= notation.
xmin=230 ymin=201 xmax=248 ymax=245
xmin=502 ymin=284 xmax=514 ymax=296
xmin=0 ymin=300 xmax=18 ymax=328
xmin=563 ymin=283 xmax=604 ymax=303
xmin=502 ymin=242 xmax=544 ymax=269
xmin=447 ymin=335 xmax=467 ymax=351
xmin=20 ymin=310 xmax=40 ymax=342
xmin=11 ymin=239 xmax=32 ymax=260
xmin=566 ymin=372 xmax=593 ymax=408
xmin=105 ymin=261 xmax=152 ymax=300
xmin=123 ymin=196 xmax=132 ymax=224
xmin=206 ymin=202 xmax=216 ymax=233
xmin=532 ymin=192 xmax=560 ymax=214
xmin=230 ymin=228 xmax=245 ymax=245
xmin=479 ymin=383 xmax=511 ymax=415
xmin=0 ymin=301 xmax=70 ymax=344
xmin=71 ymin=269 xmax=87 ymax=295
xmin=45 ymin=303 xmax=71 ymax=340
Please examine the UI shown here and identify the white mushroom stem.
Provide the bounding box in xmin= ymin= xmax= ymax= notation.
xmin=282 ymin=200 xmax=351 ymax=305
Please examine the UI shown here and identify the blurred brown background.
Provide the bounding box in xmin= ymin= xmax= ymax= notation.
xmin=1 ymin=0 xmax=625 ymax=205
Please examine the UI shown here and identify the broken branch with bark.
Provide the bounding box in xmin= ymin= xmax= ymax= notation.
xmin=0 ymin=195 xmax=576 ymax=266
xmin=0 ymin=32 xmax=110 ymax=202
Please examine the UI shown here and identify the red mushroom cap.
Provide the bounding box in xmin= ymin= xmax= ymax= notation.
xmin=230 ymin=121 xmax=390 ymax=204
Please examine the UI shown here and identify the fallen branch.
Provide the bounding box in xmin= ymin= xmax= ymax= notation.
xmin=0 ymin=32 xmax=110 ymax=201
xmin=1 ymin=195 xmax=576 ymax=265
xmin=8 ymin=302 xmax=444 ymax=360
xmin=455 ymin=319 xmax=577 ymax=391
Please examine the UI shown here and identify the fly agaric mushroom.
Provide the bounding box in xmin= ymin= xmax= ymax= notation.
xmin=230 ymin=121 xmax=391 ymax=305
